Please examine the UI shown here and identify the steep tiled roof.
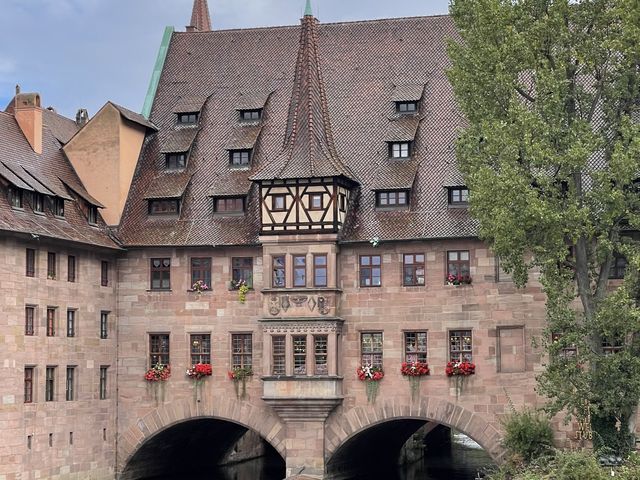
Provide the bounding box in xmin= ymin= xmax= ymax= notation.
xmin=172 ymin=96 xmax=209 ymax=114
xmin=43 ymin=108 xmax=79 ymax=144
xmin=110 ymin=102 xmax=157 ymax=131
xmin=384 ymin=116 xmax=421 ymax=142
xmin=160 ymin=128 xmax=199 ymax=153
xmin=391 ymin=84 xmax=426 ymax=102
xmin=144 ymin=172 xmax=192 ymax=199
xmin=118 ymin=14 xmax=473 ymax=246
xmin=225 ymin=126 xmax=262 ymax=150
xmin=0 ymin=110 xmax=121 ymax=249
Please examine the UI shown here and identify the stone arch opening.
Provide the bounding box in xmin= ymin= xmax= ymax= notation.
xmin=120 ymin=417 xmax=285 ymax=480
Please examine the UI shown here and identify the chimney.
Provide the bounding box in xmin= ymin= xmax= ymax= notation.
xmin=75 ymin=108 xmax=89 ymax=127
xmin=14 ymin=92 xmax=43 ymax=154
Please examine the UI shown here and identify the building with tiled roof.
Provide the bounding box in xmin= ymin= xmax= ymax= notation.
xmin=2 ymin=2 xmax=570 ymax=479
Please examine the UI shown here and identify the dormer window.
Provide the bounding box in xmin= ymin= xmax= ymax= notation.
xmin=239 ymin=109 xmax=262 ymax=122
xmin=396 ymin=101 xmax=418 ymax=114
xmin=389 ymin=142 xmax=411 ymax=159
xmin=309 ymin=193 xmax=323 ymax=210
xmin=149 ymin=199 xmax=180 ymax=215
xmin=376 ymin=190 xmax=409 ymax=208
xmin=177 ymin=112 xmax=199 ymax=125
xmin=214 ymin=197 xmax=245 ymax=214
xmin=272 ymin=194 xmax=287 ymax=212
xmin=230 ymin=150 xmax=251 ymax=167
xmin=53 ymin=198 xmax=65 ymax=217
xmin=33 ymin=193 xmax=44 ymax=213
xmin=166 ymin=153 xmax=187 ymax=170
xmin=88 ymin=206 xmax=98 ymax=225
xmin=448 ymin=187 xmax=469 ymax=206
xmin=9 ymin=187 xmax=23 ymax=209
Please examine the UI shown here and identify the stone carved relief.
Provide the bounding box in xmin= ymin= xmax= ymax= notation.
xmin=262 ymin=321 xmax=342 ymax=335
xmin=281 ymin=295 xmax=290 ymax=312
xmin=291 ymin=296 xmax=308 ymax=307
xmin=269 ymin=296 xmax=281 ymax=316
xmin=318 ymin=296 xmax=330 ymax=315
xmin=308 ymin=297 xmax=316 ymax=312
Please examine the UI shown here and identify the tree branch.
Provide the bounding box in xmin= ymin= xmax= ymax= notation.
xmin=515 ymin=85 xmax=536 ymax=103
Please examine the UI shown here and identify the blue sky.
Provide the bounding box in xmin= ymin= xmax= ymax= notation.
xmin=0 ymin=1 xmax=450 ymax=118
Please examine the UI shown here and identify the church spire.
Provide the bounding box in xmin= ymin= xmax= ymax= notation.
xmin=251 ymin=8 xmax=357 ymax=183
xmin=187 ymin=0 xmax=212 ymax=32
xmin=304 ymin=0 xmax=313 ymax=17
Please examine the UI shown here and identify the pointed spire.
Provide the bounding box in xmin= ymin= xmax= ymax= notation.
xmin=252 ymin=12 xmax=357 ymax=183
xmin=304 ymin=0 xmax=313 ymax=17
xmin=187 ymin=0 xmax=212 ymax=32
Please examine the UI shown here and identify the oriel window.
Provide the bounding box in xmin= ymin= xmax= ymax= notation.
xmin=150 ymin=258 xmax=171 ymax=290
xmin=293 ymin=336 xmax=307 ymax=375
xmin=293 ymin=255 xmax=306 ymax=287
xmin=272 ymin=255 xmax=286 ymax=288
xmin=314 ymin=335 xmax=328 ymax=375
xmin=314 ymin=254 xmax=328 ymax=287
xmin=272 ymin=335 xmax=286 ymax=375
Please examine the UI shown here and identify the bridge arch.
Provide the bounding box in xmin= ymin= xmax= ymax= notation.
xmin=116 ymin=396 xmax=286 ymax=478
xmin=325 ymin=396 xmax=506 ymax=473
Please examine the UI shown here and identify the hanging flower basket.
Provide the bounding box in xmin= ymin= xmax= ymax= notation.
xmin=228 ymin=367 xmax=253 ymax=399
xmin=145 ymin=364 xmax=171 ymax=404
xmin=445 ymin=361 xmax=475 ymax=399
xmin=230 ymin=280 xmax=250 ymax=303
xmin=446 ymin=274 xmax=472 ymax=286
xmin=401 ymin=361 xmax=430 ymax=401
xmin=186 ymin=363 xmax=212 ymax=403
xmin=357 ymin=364 xmax=384 ymax=404
xmin=191 ymin=280 xmax=210 ymax=295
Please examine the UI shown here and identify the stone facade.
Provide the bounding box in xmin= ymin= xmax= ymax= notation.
xmin=0 ymin=234 xmax=118 ymax=480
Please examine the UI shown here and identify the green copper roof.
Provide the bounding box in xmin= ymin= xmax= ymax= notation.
xmin=142 ymin=26 xmax=174 ymax=119
xmin=304 ymin=0 xmax=313 ymax=16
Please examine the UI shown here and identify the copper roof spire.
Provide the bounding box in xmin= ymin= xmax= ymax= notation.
xmin=252 ymin=7 xmax=357 ymax=183
xmin=187 ymin=0 xmax=212 ymax=32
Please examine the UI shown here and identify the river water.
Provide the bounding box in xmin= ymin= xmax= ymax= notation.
xmin=146 ymin=433 xmax=494 ymax=479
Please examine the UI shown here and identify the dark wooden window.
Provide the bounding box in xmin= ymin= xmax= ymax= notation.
xmin=448 ymin=187 xmax=469 ymax=205
xmin=24 ymin=367 xmax=34 ymax=403
xmin=33 ymin=193 xmax=44 ymax=213
xmin=272 ymin=255 xmax=286 ymax=288
xmin=67 ymin=255 xmax=76 ymax=282
xmin=101 ymin=261 xmax=109 ymax=287
xmin=100 ymin=311 xmax=109 ymax=339
xmin=26 ymin=248 xmax=35 ymax=277
xmin=293 ymin=255 xmax=306 ymax=287
xmin=602 ymin=337 xmax=624 ymax=355
xmin=240 ymin=109 xmax=262 ymax=121
xmin=150 ymin=258 xmax=171 ymax=290
xmin=47 ymin=252 xmax=56 ymax=279
xmin=359 ymin=255 xmax=381 ymax=287
xmin=339 ymin=193 xmax=346 ymax=212
xmin=272 ymin=194 xmax=287 ymax=211
xmin=190 ymin=334 xmax=211 ymax=364
xmin=88 ymin=206 xmax=98 ymax=224
xmin=149 ymin=199 xmax=180 ymax=215
xmin=177 ymin=112 xmax=198 ymax=124
xmin=449 ymin=330 xmax=472 ymax=362
xmin=232 ymin=257 xmax=253 ymax=288
xmin=405 ymin=331 xmax=428 ymax=363
xmin=45 ymin=366 xmax=55 ymax=402
xmin=191 ymin=257 xmax=211 ymax=287
xmin=214 ymin=197 xmax=244 ymax=213
xmin=403 ymin=254 xmax=425 ymax=286
xmin=65 ymin=367 xmax=75 ymax=401
xmin=551 ymin=333 xmax=577 ymax=358
xmin=149 ymin=334 xmax=170 ymax=366
xmin=99 ymin=366 xmax=108 ymax=400
xmin=53 ymin=197 xmax=65 ymax=217
xmin=232 ymin=334 xmax=253 ymax=370
xmin=46 ymin=308 xmax=56 ymax=337
xmin=272 ymin=335 xmax=286 ymax=375
xmin=376 ymin=190 xmax=408 ymax=208
xmin=447 ymin=251 xmax=470 ymax=278
xmin=293 ymin=336 xmax=307 ymax=375
xmin=309 ymin=193 xmax=323 ymax=210
xmin=314 ymin=335 xmax=328 ymax=375
xmin=361 ymin=332 xmax=383 ymax=368
xmin=389 ymin=142 xmax=410 ymax=158
xmin=165 ymin=153 xmax=187 ymax=170
xmin=396 ymin=101 xmax=418 ymax=113
xmin=313 ymin=254 xmax=328 ymax=287
xmin=25 ymin=306 xmax=35 ymax=336
xmin=230 ymin=150 xmax=251 ymax=167
xmin=66 ymin=310 xmax=75 ymax=338
xmin=609 ymin=255 xmax=627 ymax=279
xmin=10 ymin=187 xmax=23 ymax=208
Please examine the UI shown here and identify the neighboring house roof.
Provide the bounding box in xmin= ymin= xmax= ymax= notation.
xmin=110 ymin=102 xmax=158 ymax=131
xmin=0 ymin=110 xmax=121 ymax=249
xmin=118 ymin=14 xmax=474 ymax=247
xmin=43 ymin=108 xmax=80 ymax=144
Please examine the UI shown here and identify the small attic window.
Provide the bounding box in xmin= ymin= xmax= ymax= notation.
xmin=53 ymin=198 xmax=65 ymax=218
xmin=376 ymin=190 xmax=409 ymax=208
xmin=448 ymin=187 xmax=469 ymax=206
xmin=230 ymin=150 xmax=252 ymax=167
xmin=239 ymin=109 xmax=262 ymax=122
xmin=149 ymin=199 xmax=180 ymax=215
xmin=165 ymin=153 xmax=187 ymax=170
xmin=177 ymin=112 xmax=199 ymax=125
xmin=389 ymin=142 xmax=411 ymax=159
xmin=214 ymin=197 xmax=245 ymax=214
xmin=9 ymin=187 xmax=23 ymax=209
xmin=396 ymin=101 xmax=418 ymax=114
xmin=88 ymin=205 xmax=98 ymax=225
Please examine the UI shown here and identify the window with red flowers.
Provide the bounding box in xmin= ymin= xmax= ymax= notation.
xmin=404 ymin=331 xmax=427 ymax=363
xmin=361 ymin=332 xmax=383 ymax=369
xmin=449 ymin=330 xmax=472 ymax=362
xmin=190 ymin=334 xmax=211 ymax=364
xmin=447 ymin=251 xmax=470 ymax=280
xmin=149 ymin=334 xmax=170 ymax=366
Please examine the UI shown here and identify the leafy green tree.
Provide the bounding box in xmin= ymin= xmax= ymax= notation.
xmin=448 ymin=0 xmax=640 ymax=451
